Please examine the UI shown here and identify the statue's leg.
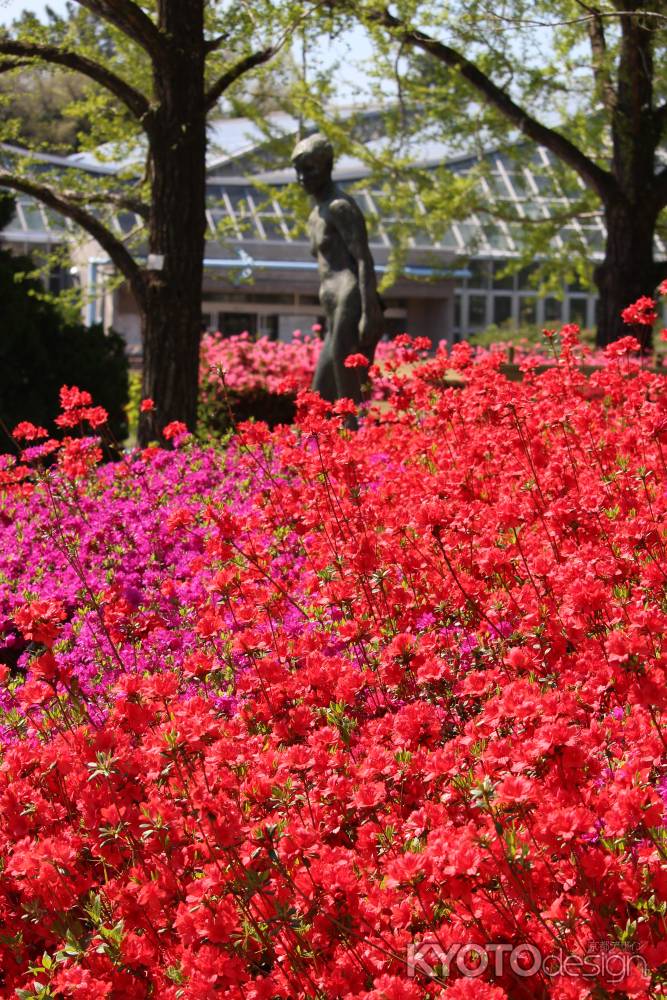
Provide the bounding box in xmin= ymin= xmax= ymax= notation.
xmin=330 ymin=301 xmax=363 ymax=405
xmin=324 ymin=300 xmax=362 ymax=431
xmin=312 ymin=334 xmax=337 ymax=402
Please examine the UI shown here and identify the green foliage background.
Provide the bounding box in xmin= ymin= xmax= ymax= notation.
xmin=0 ymin=194 xmax=129 ymax=443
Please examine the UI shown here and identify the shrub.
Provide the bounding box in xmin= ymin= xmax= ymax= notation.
xmin=198 ymin=331 xmax=318 ymax=435
xmin=197 ymin=331 xmax=424 ymax=434
xmin=199 ymin=378 xmax=298 ymax=435
xmin=0 ymin=198 xmax=129 ymax=443
xmin=470 ymin=320 xmax=596 ymax=349
xmin=0 ymin=317 xmax=666 ymax=997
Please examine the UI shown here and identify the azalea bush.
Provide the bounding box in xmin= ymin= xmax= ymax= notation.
xmin=0 ymin=307 xmax=666 ymax=998
xmin=198 ymin=332 xmax=424 ymax=435
xmin=198 ymin=330 xmax=320 ymax=435
xmin=197 ymin=322 xmax=667 ymax=441
xmin=0 ymin=192 xmax=128 ymax=445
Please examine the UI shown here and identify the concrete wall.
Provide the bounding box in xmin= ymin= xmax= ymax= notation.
xmin=50 ymin=236 xmax=458 ymax=359
xmin=406 ymin=297 xmax=452 ymax=346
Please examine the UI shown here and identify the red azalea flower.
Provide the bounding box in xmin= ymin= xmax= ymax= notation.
xmin=604 ymin=335 xmax=642 ymax=358
xmin=344 ymin=353 xmax=370 ymax=368
xmin=13 ymin=599 xmax=66 ymax=646
xmin=332 ymin=397 xmax=357 ymax=415
xmin=12 ymin=421 xmax=48 ymax=441
xmin=59 ymin=385 xmax=93 ymax=410
xmin=2 ymin=315 xmax=667 ymax=997
xmin=59 ymin=436 xmax=102 ymax=477
xmin=81 ymin=406 xmax=108 ymax=429
xmin=621 ymin=295 xmax=657 ymax=326
xmin=163 ymin=420 xmax=189 ymax=442
xmin=55 ymin=409 xmax=84 ymax=428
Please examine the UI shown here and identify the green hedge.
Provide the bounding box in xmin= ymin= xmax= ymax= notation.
xmin=197 ymin=380 xmax=296 ymax=438
xmin=0 ymin=201 xmax=129 ymax=443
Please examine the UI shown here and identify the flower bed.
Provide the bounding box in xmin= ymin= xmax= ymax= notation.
xmin=198 ymin=332 xmax=432 ymax=433
xmin=197 ymin=325 xmax=667 ymax=437
xmin=0 ymin=326 xmax=666 ymax=998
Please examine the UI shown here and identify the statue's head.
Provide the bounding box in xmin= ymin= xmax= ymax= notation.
xmin=292 ymin=133 xmax=334 ymax=196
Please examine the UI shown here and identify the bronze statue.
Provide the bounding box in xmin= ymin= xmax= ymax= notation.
xmin=292 ymin=134 xmax=383 ymax=411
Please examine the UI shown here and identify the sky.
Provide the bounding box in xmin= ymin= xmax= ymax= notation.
xmin=0 ymin=0 xmax=376 ymax=102
xmin=0 ymin=0 xmax=67 ymax=22
xmin=0 ymin=0 xmax=376 ymax=93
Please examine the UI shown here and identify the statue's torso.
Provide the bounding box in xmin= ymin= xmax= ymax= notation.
xmin=308 ymin=193 xmax=362 ymax=268
xmin=308 ymin=194 xmax=366 ymax=316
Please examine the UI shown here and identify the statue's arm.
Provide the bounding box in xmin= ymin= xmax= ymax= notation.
xmin=307 ymin=207 xmax=320 ymax=258
xmin=330 ymin=199 xmax=382 ymax=347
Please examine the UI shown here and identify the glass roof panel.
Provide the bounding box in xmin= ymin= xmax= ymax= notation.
xmin=19 ymin=201 xmax=45 ymax=231
xmin=259 ymin=216 xmax=287 ymax=240
xmin=42 ymin=207 xmax=66 ymax=231
xmin=225 ymin=186 xmax=254 ymax=210
xmin=443 ymin=225 xmax=462 ymax=250
xmin=527 ymin=171 xmax=553 ymax=194
xmin=480 ymin=222 xmax=514 ymax=251
xmin=116 ymin=211 xmax=138 ymax=234
xmin=486 ymin=172 xmax=513 ymax=199
xmin=0 ymin=140 xmax=627 ymax=264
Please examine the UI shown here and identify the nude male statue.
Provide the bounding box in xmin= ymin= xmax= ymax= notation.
xmin=291 ymin=134 xmax=384 ymax=409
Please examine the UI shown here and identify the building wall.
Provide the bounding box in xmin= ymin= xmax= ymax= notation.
xmin=3 ymin=230 xmax=628 ymax=358
xmin=112 ymin=285 xmax=143 ymax=360
xmin=199 ymin=265 xmax=456 ymax=347
xmin=453 ymin=259 xmax=598 ymax=339
xmin=406 ymin=297 xmax=453 ymax=346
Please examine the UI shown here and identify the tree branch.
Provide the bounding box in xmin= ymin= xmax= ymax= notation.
xmin=74 ymin=0 xmax=164 ymax=62
xmin=576 ymin=1 xmax=617 ymax=113
xmin=205 ymin=32 xmax=231 ymax=55
xmin=0 ymin=172 xmax=145 ymax=300
xmin=205 ymin=46 xmax=277 ymax=111
xmin=481 ymin=203 xmax=602 ymax=226
xmin=363 ymin=7 xmax=618 ymax=202
xmin=476 ymin=4 xmax=667 ymax=29
xmin=70 ymin=190 xmax=149 ymax=219
xmin=0 ymin=40 xmax=150 ymax=122
xmin=654 ymin=164 xmax=667 ymax=208
xmin=0 ymin=58 xmax=34 ymax=73
xmin=655 ymin=101 xmax=667 ymax=133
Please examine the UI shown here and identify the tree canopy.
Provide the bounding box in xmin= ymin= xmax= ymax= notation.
xmin=0 ymin=193 xmax=128 ymax=440
xmin=1 ymin=0 xmax=664 ymax=376
xmin=298 ymin=0 xmax=667 ymax=344
xmin=0 ymin=5 xmax=118 ymax=151
xmin=0 ymin=0 xmax=301 ymax=442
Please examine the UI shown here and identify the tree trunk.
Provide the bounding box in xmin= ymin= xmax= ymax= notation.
xmin=138 ymin=0 xmax=207 ymax=446
xmin=595 ymin=7 xmax=662 ymax=351
xmin=594 ymin=199 xmax=659 ymax=350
